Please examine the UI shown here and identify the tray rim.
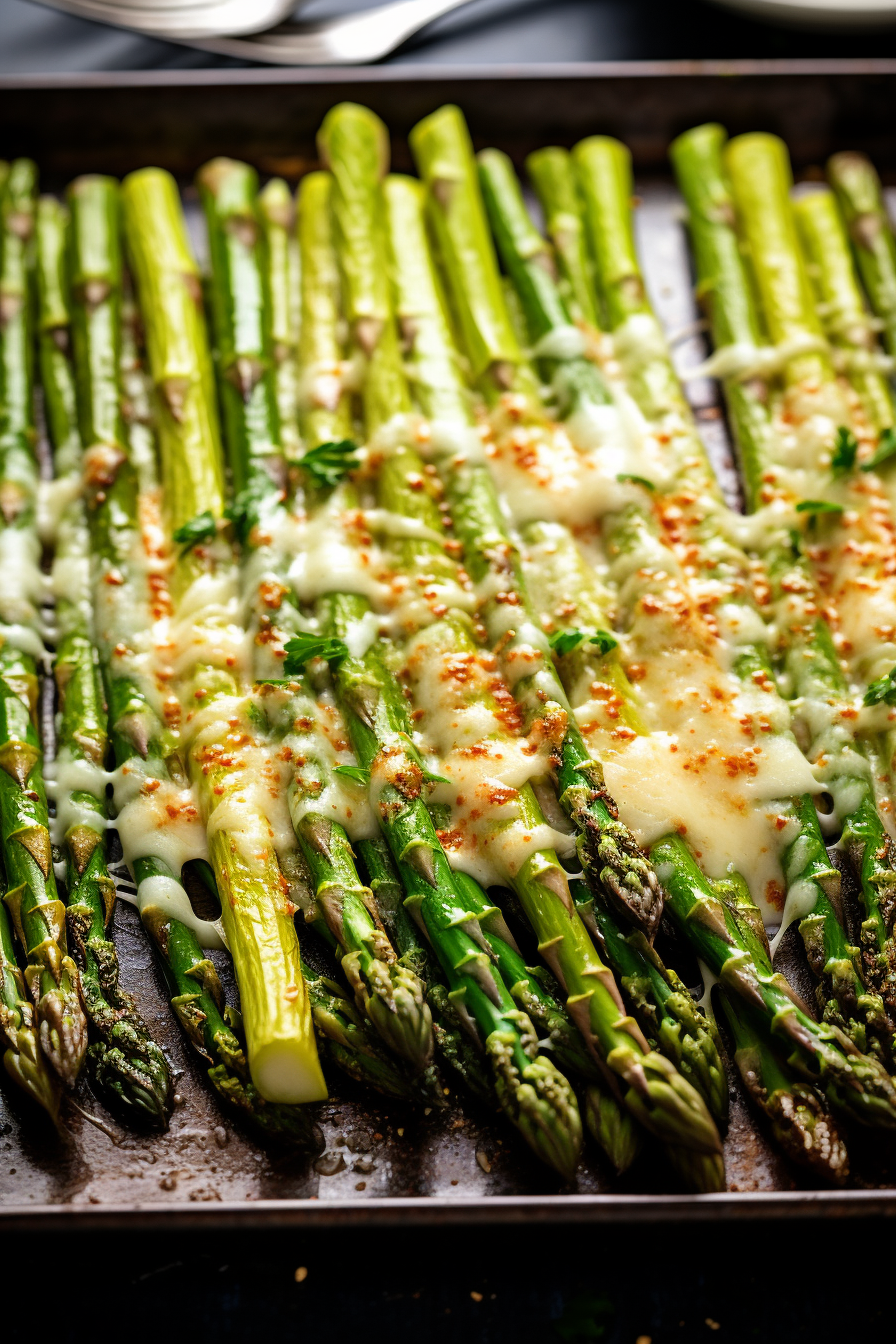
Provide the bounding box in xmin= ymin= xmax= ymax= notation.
xmin=2 ymin=56 xmax=896 ymax=91
xmin=2 ymin=55 xmax=896 ymax=1230
xmin=3 ymin=1188 xmax=896 ymax=1230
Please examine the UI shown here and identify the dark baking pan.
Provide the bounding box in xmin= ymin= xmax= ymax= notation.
xmin=2 ymin=60 xmax=896 ymax=1228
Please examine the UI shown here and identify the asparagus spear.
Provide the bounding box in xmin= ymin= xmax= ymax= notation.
xmin=389 ymin=142 xmax=721 ymax=1131
xmin=408 ymin=105 xmax=665 ymax=943
xmin=827 ymin=151 xmax=896 ymax=358
xmin=306 ymin=102 xmax=582 ymax=1180
xmin=562 ymin=131 xmax=893 ymax=1062
xmin=671 ymin=127 xmax=896 ymax=1048
xmin=65 ymin=176 xmax=321 ymax=1144
xmin=259 ymin=178 xmax=302 ymax=464
xmin=356 ymin=833 xmax=503 ymax=1110
xmin=379 ymin=144 xmax=722 ymax=1186
xmin=0 ymin=852 xmax=60 ymax=1120
xmin=121 ymin=166 xmax=326 ymax=1107
xmin=476 ymin=130 xmax=896 ymax=1128
xmin=524 ymin=146 xmax=599 ymax=328
xmin=718 ymin=990 xmax=848 ymax=1183
xmin=294 ymin=169 xmax=497 ymax=1104
xmin=0 ymin=159 xmax=87 ymax=1087
xmin=0 ymin=173 xmax=62 ymax=1121
xmin=197 ymin=155 xmax=433 ymax=1073
xmin=794 ymin=186 xmax=896 ymax=436
xmin=38 ymin=187 xmax=172 ymax=1125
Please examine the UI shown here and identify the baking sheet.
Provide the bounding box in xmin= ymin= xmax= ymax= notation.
xmin=2 ymin=62 xmax=896 ymax=1225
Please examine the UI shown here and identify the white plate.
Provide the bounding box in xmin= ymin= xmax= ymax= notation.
xmin=709 ymin=0 xmax=896 ymax=27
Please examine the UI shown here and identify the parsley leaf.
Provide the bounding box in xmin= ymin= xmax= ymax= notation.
xmin=282 ymin=634 xmax=350 ymax=675
xmin=550 ymin=628 xmax=618 ymax=657
xmin=617 ymin=473 xmax=655 ymax=491
xmin=173 ymin=510 xmax=218 ymax=549
xmin=226 ymin=481 xmax=278 ymax=544
xmin=300 ymin=439 xmax=360 ymax=488
xmin=795 ymin=500 xmax=844 ymax=517
xmin=333 ymin=764 xmax=370 ymax=785
xmin=862 ymin=425 xmax=896 ymax=473
xmin=397 ymin=732 xmax=449 ymax=787
xmin=254 ymin=678 xmax=298 ymax=687
xmin=831 ymin=426 xmax=858 ymax=476
xmin=864 ymin=666 xmax=896 ymax=707
xmin=590 ymin=629 xmax=619 ymax=655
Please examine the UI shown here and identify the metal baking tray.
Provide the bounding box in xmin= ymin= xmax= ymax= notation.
xmin=3 ymin=59 xmax=896 ymax=1229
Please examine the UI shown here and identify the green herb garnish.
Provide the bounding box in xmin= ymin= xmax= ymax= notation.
xmin=333 ymin=764 xmax=370 ymax=785
xmin=617 ymin=473 xmax=655 ymax=491
xmin=173 ymin=510 xmax=218 ymax=549
xmin=795 ymin=500 xmax=844 ymax=517
xmin=864 ymin=667 xmax=896 ymax=707
xmin=831 ymin=426 xmax=858 ymax=476
xmin=549 ymin=628 xmax=618 ymax=657
xmin=300 ymin=439 xmax=360 ymax=488
xmin=282 ymin=635 xmax=350 ymax=675
xmin=226 ymin=481 xmax=279 ymax=543
xmin=862 ymin=425 xmax=896 ymax=473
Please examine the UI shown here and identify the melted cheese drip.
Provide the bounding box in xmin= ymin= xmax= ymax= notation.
xmin=402 ymin=631 xmax=574 ymax=889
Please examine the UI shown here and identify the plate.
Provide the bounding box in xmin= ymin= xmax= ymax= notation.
xmin=709 ymin=0 xmax=896 ymax=28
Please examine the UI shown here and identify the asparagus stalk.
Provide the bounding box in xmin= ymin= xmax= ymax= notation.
xmin=827 ymin=151 xmax=896 ymax=358
xmin=717 ymin=990 xmax=848 ymax=1184
xmin=408 ymin=106 xmax=665 ymax=943
xmin=0 ymin=159 xmax=87 ymax=1087
xmin=296 ymin=171 xmax=355 ymax=453
xmin=66 ymin=176 xmax=320 ymax=1144
xmin=794 ymin=185 xmax=896 ymax=435
xmin=0 ymin=854 xmax=60 ymax=1120
xmin=654 ymin=830 xmax=896 ymax=1128
xmin=357 ymin=833 xmax=500 ymax=1109
xmin=187 ymin=856 xmax=434 ymax=1105
xmin=121 ymin=166 xmax=326 ymax=1107
xmin=524 ymin=146 xmax=599 ymax=328
xmin=671 ymin=126 xmax=896 ymax=1049
xmin=381 ymin=144 xmax=722 ymax=1186
xmin=564 ymin=131 xmax=891 ymax=1061
xmin=470 ymin=129 xmax=896 ymax=1128
xmin=308 ymin=102 xmax=582 ymax=1180
xmin=295 ymin=169 xmax=493 ymax=1101
xmin=39 ymin=186 xmax=172 ymax=1125
xmin=0 ymin=185 xmax=63 ymax=1122
xmin=451 ymin=870 xmax=641 ymax=1174
xmin=401 ymin=141 xmax=722 ymax=1127
xmin=259 ymin=178 xmax=302 ymax=464
xmin=197 ymin=155 xmax=433 ymax=1074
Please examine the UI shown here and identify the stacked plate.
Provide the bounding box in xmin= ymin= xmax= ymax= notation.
xmin=711 ymin=0 xmax=896 ymax=26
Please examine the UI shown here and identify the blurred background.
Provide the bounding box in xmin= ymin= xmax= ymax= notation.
xmin=2 ymin=0 xmax=896 ymax=73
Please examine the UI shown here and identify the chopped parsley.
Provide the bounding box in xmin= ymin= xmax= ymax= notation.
xmin=173 ymin=510 xmax=218 ymax=549
xmin=795 ymin=500 xmax=844 ymax=518
xmin=862 ymin=425 xmax=896 ymax=473
xmin=864 ymin=667 xmax=896 ymax=707
xmin=831 ymin=426 xmax=858 ymax=476
xmin=333 ymin=764 xmax=370 ymax=785
xmin=300 ymin=439 xmax=360 ymax=488
xmin=549 ymin=628 xmax=618 ymax=657
xmin=282 ymin=634 xmax=350 ymax=675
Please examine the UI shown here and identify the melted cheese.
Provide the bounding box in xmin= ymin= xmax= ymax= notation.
xmin=402 ymin=631 xmax=575 ymax=889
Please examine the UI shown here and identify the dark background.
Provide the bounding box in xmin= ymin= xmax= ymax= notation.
xmin=3 ymin=0 xmax=896 ymax=72
xmin=2 ymin=0 xmax=895 ymax=1338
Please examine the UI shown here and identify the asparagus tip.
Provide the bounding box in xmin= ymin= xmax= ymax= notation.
xmin=488 ymin=1031 xmax=583 ymax=1181
xmin=353 ymin=956 xmax=435 ymax=1075
xmin=87 ymin=1038 xmax=173 ymax=1130
xmin=584 ymin=1082 xmax=642 ymax=1175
